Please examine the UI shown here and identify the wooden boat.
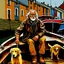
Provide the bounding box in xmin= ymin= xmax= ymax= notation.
xmin=43 ymin=19 xmax=62 ymax=33
xmin=39 ymin=15 xmax=62 ymax=33
xmin=0 ymin=31 xmax=64 ymax=64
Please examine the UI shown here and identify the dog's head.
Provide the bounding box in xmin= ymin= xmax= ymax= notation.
xmin=53 ymin=44 xmax=61 ymax=52
xmin=10 ymin=47 xmax=21 ymax=58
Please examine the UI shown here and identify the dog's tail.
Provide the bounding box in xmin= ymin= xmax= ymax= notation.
xmin=48 ymin=43 xmax=52 ymax=47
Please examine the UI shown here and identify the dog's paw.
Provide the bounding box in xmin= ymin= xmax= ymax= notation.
xmin=57 ymin=58 xmax=59 ymax=60
xmin=51 ymin=57 xmax=53 ymax=60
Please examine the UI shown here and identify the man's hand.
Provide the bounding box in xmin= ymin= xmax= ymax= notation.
xmin=15 ymin=39 xmax=20 ymax=44
xmin=15 ymin=34 xmax=20 ymax=44
xmin=33 ymin=35 xmax=39 ymax=41
xmin=38 ymin=33 xmax=42 ymax=37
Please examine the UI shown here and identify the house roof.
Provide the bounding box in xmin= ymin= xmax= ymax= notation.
xmin=59 ymin=1 xmax=64 ymax=10
xmin=19 ymin=0 xmax=28 ymax=6
xmin=12 ymin=0 xmax=28 ymax=6
xmin=36 ymin=1 xmax=43 ymax=6
xmin=54 ymin=7 xmax=64 ymax=12
xmin=35 ymin=1 xmax=50 ymax=9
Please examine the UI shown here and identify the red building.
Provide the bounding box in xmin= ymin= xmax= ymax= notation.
xmin=59 ymin=1 xmax=64 ymax=10
xmin=54 ymin=9 xmax=57 ymax=18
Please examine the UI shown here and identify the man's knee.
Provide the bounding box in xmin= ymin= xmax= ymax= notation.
xmin=39 ymin=37 xmax=46 ymax=43
xmin=27 ymin=39 xmax=34 ymax=44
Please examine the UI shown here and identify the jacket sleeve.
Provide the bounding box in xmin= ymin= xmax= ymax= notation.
xmin=15 ymin=21 xmax=24 ymax=36
xmin=38 ymin=19 xmax=46 ymax=37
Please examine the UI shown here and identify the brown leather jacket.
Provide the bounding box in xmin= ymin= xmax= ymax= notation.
xmin=15 ymin=18 xmax=46 ymax=42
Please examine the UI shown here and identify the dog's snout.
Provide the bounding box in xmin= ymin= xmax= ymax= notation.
xmin=13 ymin=55 xmax=15 ymax=57
xmin=56 ymin=48 xmax=58 ymax=51
xmin=12 ymin=52 xmax=17 ymax=58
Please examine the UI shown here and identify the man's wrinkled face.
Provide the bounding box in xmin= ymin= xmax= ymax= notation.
xmin=29 ymin=11 xmax=36 ymax=21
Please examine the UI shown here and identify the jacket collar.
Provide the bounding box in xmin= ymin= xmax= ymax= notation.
xmin=26 ymin=18 xmax=38 ymax=25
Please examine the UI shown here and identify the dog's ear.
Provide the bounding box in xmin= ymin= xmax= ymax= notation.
xmin=58 ymin=45 xmax=62 ymax=49
xmin=10 ymin=48 xmax=13 ymax=53
xmin=19 ymin=49 xmax=22 ymax=54
xmin=17 ymin=48 xmax=22 ymax=54
xmin=56 ymin=44 xmax=61 ymax=48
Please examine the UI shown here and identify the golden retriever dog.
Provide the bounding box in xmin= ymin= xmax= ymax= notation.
xmin=48 ymin=43 xmax=63 ymax=60
xmin=10 ymin=47 xmax=22 ymax=64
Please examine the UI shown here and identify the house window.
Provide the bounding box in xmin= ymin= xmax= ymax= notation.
xmin=7 ymin=0 xmax=11 ymax=5
xmin=43 ymin=7 xmax=44 ymax=15
xmin=46 ymin=8 xmax=48 ymax=15
xmin=15 ymin=2 xmax=18 ymax=5
xmin=21 ymin=9 xmax=24 ymax=16
xmin=60 ymin=12 xmax=62 ymax=19
xmin=26 ymin=7 xmax=28 ymax=10
xmin=15 ymin=8 xmax=18 ymax=16
xmin=7 ymin=9 xmax=11 ymax=20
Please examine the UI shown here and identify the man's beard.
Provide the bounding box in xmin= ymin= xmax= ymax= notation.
xmin=30 ymin=17 xmax=36 ymax=21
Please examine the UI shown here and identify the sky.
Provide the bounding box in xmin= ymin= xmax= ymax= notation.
xmin=37 ymin=0 xmax=64 ymax=7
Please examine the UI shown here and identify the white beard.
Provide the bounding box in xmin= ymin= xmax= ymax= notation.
xmin=30 ymin=17 xmax=36 ymax=21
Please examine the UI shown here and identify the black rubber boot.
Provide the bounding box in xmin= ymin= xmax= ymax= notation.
xmin=32 ymin=55 xmax=37 ymax=64
xmin=39 ymin=54 xmax=45 ymax=64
